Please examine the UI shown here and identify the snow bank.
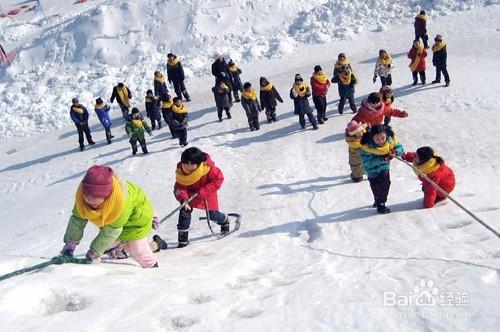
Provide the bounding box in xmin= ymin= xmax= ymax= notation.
xmin=0 ymin=0 xmax=496 ymax=140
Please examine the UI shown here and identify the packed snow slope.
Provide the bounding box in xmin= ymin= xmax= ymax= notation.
xmin=0 ymin=0 xmax=497 ymax=140
xmin=1 ymin=1 xmax=500 ymax=332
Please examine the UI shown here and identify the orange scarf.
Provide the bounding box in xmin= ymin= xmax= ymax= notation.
xmin=75 ymin=177 xmax=125 ymax=227
xmin=292 ymin=82 xmax=308 ymax=97
xmin=175 ymin=163 xmax=211 ymax=186
xmin=409 ymin=44 xmax=424 ymax=72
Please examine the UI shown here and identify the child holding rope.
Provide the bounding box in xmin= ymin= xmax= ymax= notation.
xmin=402 ymin=147 xmax=455 ymax=208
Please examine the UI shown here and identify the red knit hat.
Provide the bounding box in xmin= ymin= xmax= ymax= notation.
xmin=82 ymin=165 xmax=114 ymax=198
xmin=346 ymin=120 xmax=366 ymax=136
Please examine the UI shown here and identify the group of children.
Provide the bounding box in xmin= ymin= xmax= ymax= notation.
xmin=407 ymin=11 xmax=451 ymax=86
xmin=344 ymin=88 xmax=455 ymax=213
xmin=60 ymin=146 xmax=228 ymax=267
xmin=71 ymin=53 xmax=192 ymax=154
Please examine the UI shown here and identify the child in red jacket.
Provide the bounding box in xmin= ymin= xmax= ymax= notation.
xmin=402 ymin=146 xmax=456 ymax=208
xmin=174 ymin=147 xmax=228 ymax=247
xmin=310 ymin=65 xmax=330 ymax=124
xmin=408 ymin=40 xmax=427 ymax=85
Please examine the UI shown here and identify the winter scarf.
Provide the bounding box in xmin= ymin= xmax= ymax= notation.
xmin=432 ymin=41 xmax=446 ymax=53
xmin=95 ymin=102 xmax=106 ymax=110
xmin=75 ymin=176 xmax=125 ymax=228
xmin=416 ymin=14 xmax=428 ymax=21
xmin=132 ymin=119 xmax=143 ymax=128
xmin=145 ymin=96 xmax=156 ymax=103
xmin=117 ymin=87 xmax=130 ymax=107
xmin=414 ymin=157 xmax=440 ymax=176
xmin=162 ymin=99 xmax=173 ymax=109
xmin=377 ymin=53 xmax=392 ymax=65
xmin=228 ymin=64 xmax=238 ymax=73
xmin=260 ymin=82 xmax=273 ymax=91
xmin=292 ymin=82 xmax=308 ymax=97
xmin=335 ymin=58 xmax=350 ymax=69
xmin=409 ymin=44 xmax=424 ymax=72
xmin=175 ymin=163 xmax=211 ymax=186
xmin=218 ymin=83 xmax=229 ymax=92
xmin=154 ymin=75 xmax=165 ymax=84
xmin=360 ymin=99 xmax=384 ymax=118
xmin=361 ymin=136 xmax=399 ymax=155
xmin=312 ymin=71 xmax=329 ymax=84
xmin=242 ymin=88 xmax=257 ymax=100
xmin=72 ymin=106 xmax=84 ymax=114
xmin=172 ymin=103 xmax=187 ymax=114
xmin=168 ymin=57 xmax=179 ymax=66
xmin=339 ymin=70 xmax=353 ymax=85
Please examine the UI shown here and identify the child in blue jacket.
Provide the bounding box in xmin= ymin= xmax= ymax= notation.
xmin=360 ymin=125 xmax=403 ymax=214
xmin=94 ymin=97 xmax=113 ymax=144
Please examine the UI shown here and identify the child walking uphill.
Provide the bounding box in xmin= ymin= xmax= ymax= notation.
xmin=431 ymin=34 xmax=451 ymax=87
xmin=169 ymin=97 xmax=189 ymax=147
xmin=145 ymin=90 xmax=162 ymax=130
xmin=259 ymin=76 xmax=283 ymax=123
xmin=402 ymin=147 xmax=455 ymax=208
xmin=290 ymin=74 xmax=318 ymax=130
xmin=60 ymin=165 xmax=158 ymax=268
xmin=161 ymin=94 xmax=177 ymax=138
xmin=379 ymin=86 xmax=405 ymax=126
xmin=335 ymin=64 xmax=358 ymax=114
xmin=414 ymin=10 xmax=429 ymax=49
xmin=167 ymin=53 xmax=191 ymax=102
xmin=408 ymin=40 xmax=427 ymax=85
xmin=310 ymin=65 xmax=330 ymax=124
xmin=110 ymin=82 xmax=132 ymax=121
xmin=241 ymin=82 xmax=262 ymax=131
xmin=94 ymin=98 xmax=113 ymax=144
xmin=228 ymin=59 xmax=243 ymax=102
xmin=373 ymin=49 xmax=394 ymax=87
xmin=212 ymin=78 xmax=232 ymax=122
xmin=353 ymin=92 xmax=408 ymax=127
xmin=70 ymin=97 xmax=95 ymax=151
xmin=345 ymin=120 xmax=367 ymax=183
xmin=174 ymin=147 xmax=229 ymax=248
xmin=361 ymin=125 xmax=404 ymax=214
xmin=125 ymin=108 xmax=152 ymax=155
xmin=331 ymin=53 xmax=352 ymax=82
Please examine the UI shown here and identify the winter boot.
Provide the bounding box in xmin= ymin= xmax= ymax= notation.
xmin=182 ymin=90 xmax=191 ymax=102
xmin=177 ymin=230 xmax=189 ymax=248
xmin=220 ymin=221 xmax=230 ymax=236
xmin=350 ymin=173 xmax=363 ymax=183
xmin=225 ymin=108 xmax=232 ymax=119
xmin=233 ymin=91 xmax=240 ymax=103
xmin=141 ymin=143 xmax=149 ymax=154
xmin=377 ymin=203 xmax=391 ymax=214
xmin=151 ymin=234 xmax=168 ymax=252
xmin=431 ymin=80 xmax=440 ymax=84
xmin=105 ymin=129 xmax=112 ymax=144
xmin=131 ymin=143 xmax=138 ymax=155
xmin=79 ymin=144 xmax=85 ymax=151
xmin=445 ymin=81 xmax=450 ymax=87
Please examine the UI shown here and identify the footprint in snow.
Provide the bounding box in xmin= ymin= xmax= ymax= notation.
xmin=443 ymin=220 xmax=473 ymax=229
xmin=476 ymin=206 xmax=499 ymax=212
xmin=229 ymin=307 xmax=263 ymax=319
xmin=189 ymin=293 xmax=214 ymax=304
xmin=170 ymin=315 xmax=199 ymax=329
xmin=42 ymin=290 xmax=88 ymax=315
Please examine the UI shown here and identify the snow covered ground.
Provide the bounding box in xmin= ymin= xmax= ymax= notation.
xmin=1 ymin=1 xmax=500 ymax=331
